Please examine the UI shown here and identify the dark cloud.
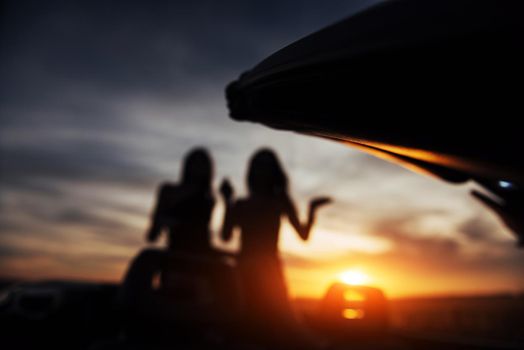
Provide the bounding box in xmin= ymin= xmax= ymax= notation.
xmin=52 ymin=208 xmax=127 ymax=230
xmin=459 ymin=216 xmax=499 ymax=241
xmin=369 ymin=212 xmax=461 ymax=257
xmin=363 ymin=212 xmax=524 ymax=275
xmin=0 ymin=245 xmax=38 ymax=259
xmin=1 ymin=136 xmax=160 ymax=188
xmin=0 ymin=182 xmax=146 ymax=263
xmin=1 ymin=0 xmax=378 ymax=103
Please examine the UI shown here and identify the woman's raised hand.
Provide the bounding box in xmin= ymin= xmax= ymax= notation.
xmin=220 ymin=178 xmax=234 ymax=202
xmin=309 ymin=196 xmax=332 ymax=210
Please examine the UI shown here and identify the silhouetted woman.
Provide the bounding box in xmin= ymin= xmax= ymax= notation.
xmin=121 ymin=148 xmax=217 ymax=337
xmin=220 ymin=148 xmax=331 ymax=346
xmin=146 ymin=147 xmax=215 ymax=255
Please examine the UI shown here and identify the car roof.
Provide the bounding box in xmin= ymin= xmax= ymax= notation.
xmin=227 ymin=0 xmax=524 ymax=184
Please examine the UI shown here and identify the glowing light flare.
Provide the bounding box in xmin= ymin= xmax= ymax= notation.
xmin=342 ymin=308 xmax=365 ymax=319
xmin=498 ymin=180 xmax=514 ymax=189
xmin=339 ymin=269 xmax=370 ymax=286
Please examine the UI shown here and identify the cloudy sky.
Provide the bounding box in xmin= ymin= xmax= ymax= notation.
xmin=1 ymin=0 xmax=523 ymax=298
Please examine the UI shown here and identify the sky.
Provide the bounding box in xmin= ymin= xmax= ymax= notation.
xmin=1 ymin=0 xmax=523 ymax=299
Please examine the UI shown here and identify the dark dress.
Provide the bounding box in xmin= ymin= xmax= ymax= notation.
xmin=229 ymin=195 xmax=302 ymax=341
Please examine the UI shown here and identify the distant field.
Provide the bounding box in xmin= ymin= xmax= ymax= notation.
xmin=3 ymin=279 xmax=523 ymax=345
xmin=295 ymin=293 xmax=524 ymax=343
xmin=389 ymin=294 xmax=524 ymax=343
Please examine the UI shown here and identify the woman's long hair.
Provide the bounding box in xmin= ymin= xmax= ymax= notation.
xmin=181 ymin=147 xmax=213 ymax=194
xmin=247 ymin=148 xmax=288 ymax=197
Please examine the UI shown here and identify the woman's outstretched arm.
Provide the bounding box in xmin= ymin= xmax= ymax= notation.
xmin=220 ymin=179 xmax=236 ymax=242
xmin=284 ymin=194 xmax=332 ymax=241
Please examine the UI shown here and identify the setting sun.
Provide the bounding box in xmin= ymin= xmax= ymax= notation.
xmin=339 ymin=269 xmax=370 ymax=286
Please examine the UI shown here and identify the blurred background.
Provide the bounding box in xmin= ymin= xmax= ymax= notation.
xmin=1 ymin=0 xmax=523 ymax=342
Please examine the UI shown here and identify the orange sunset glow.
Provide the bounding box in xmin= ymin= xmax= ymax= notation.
xmin=2 ymin=154 xmax=524 ymax=300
